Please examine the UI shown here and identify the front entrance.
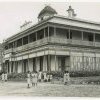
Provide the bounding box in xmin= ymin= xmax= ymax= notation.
xmin=40 ymin=56 xmax=43 ymax=71
xmin=23 ymin=59 xmax=28 ymax=73
xmin=61 ymin=57 xmax=66 ymax=71
xmin=58 ymin=56 xmax=70 ymax=72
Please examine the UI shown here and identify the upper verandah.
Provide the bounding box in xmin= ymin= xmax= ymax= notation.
xmin=4 ymin=5 xmax=100 ymax=43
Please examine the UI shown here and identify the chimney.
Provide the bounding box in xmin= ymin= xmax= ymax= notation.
xmin=67 ymin=6 xmax=76 ymax=18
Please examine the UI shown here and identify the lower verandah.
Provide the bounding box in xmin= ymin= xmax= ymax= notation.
xmin=4 ymin=54 xmax=100 ymax=74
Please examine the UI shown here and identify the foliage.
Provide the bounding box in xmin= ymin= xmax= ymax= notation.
xmin=7 ymin=73 xmax=27 ymax=81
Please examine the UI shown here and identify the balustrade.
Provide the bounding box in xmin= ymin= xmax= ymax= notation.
xmin=4 ymin=37 xmax=100 ymax=54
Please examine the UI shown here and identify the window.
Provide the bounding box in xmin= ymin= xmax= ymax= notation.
xmin=17 ymin=38 xmax=22 ymax=47
xmin=23 ymin=36 xmax=28 ymax=45
xmin=88 ymin=34 xmax=93 ymax=41
xmin=29 ymin=33 xmax=36 ymax=43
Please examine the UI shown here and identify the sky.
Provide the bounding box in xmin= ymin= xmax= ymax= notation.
xmin=0 ymin=1 xmax=100 ymax=43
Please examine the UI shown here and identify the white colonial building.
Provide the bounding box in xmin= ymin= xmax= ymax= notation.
xmin=2 ymin=5 xmax=100 ymax=73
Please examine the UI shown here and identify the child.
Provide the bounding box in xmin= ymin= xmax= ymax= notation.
xmin=43 ymin=72 xmax=47 ymax=82
xmin=64 ymin=71 xmax=70 ymax=85
xmin=38 ymin=70 xmax=42 ymax=82
xmin=4 ymin=72 xmax=7 ymax=82
xmin=50 ymin=74 xmax=53 ymax=83
xmin=34 ymin=71 xmax=38 ymax=86
xmin=31 ymin=71 xmax=36 ymax=86
xmin=27 ymin=71 xmax=31 ymax=88
xmin=2 ymin=72 xmax=5 ymax=82
xmin=47 ymin=74 xmax=50 ymax=82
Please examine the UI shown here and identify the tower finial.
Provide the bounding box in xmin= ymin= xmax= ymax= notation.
xmin=67 ymin=5 xmax=76 ymax=18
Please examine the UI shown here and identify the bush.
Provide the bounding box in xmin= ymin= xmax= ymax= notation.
xmin=70 ymin=71 xmax=100 ymax=77
xmin=7 ymin=73 xmax=27 ymax=81
xmin=45 ymin=71 xmax=100 ymax=78
xmin=46 ymin=71 xmax=64 ymax=78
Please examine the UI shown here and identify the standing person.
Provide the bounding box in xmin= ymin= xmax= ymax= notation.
xmin=27 ymin=71 xmax=31 ymax=88
xmin=31 ymin=71 xmax=35 ymax=86
xmin=50 ymin=74 xmax=53 ymax=83
xmin=64 ymin=71 xmax=70 ymax=85
xmin=34 ymin=71 xmax=38 ymax=87
xmin=4 ymin=72 xmax=7 ymax=82
xmin=38 ymin=70 xmax=42 ymax=82
xmin=47 ymin=74 xmax=50 ymax=82
xmin=43 ymin=72 xmax=47 ymax=82
xmin=2 ymin=72 xmax=5 ymax=82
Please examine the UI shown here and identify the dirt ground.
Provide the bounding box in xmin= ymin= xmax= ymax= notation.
xmin=0 ymin=81 xmax=100 ymax=97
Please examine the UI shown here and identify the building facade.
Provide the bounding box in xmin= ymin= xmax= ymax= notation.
xmin=3 ymin=6 xmax=100 ymax=73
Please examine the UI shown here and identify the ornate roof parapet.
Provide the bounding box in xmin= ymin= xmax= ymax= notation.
xmin=20 ymin=20 xmax=32 ymax=31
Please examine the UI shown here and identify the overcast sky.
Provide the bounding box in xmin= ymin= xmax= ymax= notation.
xmin=0 ymin=2 xmax=100 ymax=43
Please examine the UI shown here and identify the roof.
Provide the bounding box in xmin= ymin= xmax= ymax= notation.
xmin=4 ymin=15 xmax=100 ymax=43
xmin=38 ymin=6 xmax=57 ymax=18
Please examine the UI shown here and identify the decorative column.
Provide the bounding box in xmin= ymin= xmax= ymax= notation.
xmin=68 ymin=28 xmax=70 ymax=39
xmin=22 ymin=38 xmax=23 ymax=46
xmin=54 ymin=26 xmax=56 ymax=37
xmin=55 ymin=48 xmax=57 ymax=71
xmin=22 ymin=57 xmax=23 ymax=73
xmin=28 ymin=35 xmax=30 ymax=43
xmin=35 ymin=53 xmax=37 ymax=71
xmin=35 ymin=32 xmax=37 ymax=41
xmin=82 ymin=31 xmax=84 ymax=40
xmin=93 ymin=33 xmax=95 ymax=42
xmin=48 ymin=26 xmax=49 ymax=39
xmin=93 ymin=33 xmax=95 ymax=47
xmin=27 ymin=55 xmax=29 ymax=71
xmin=44 ymin=28 xmax=45 ymax=38
xmin=47 ymin=55 xmax=51 ymax=72
xmin=9 ymin=61 xmax=11 ymax=73
xmin=54 ymin=27 xmax=57 ymax=71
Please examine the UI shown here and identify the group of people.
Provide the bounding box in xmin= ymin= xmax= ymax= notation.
xmin=27 ymin=70 xmax=53 ymax=88
xmin=0 ymin=70 xmax=70 ymax=87
xmin=1 ymin=72 xmax=8 ymax=82
xmin=27 ymin=70 xmax=70 ymax=88
xmin=27 ymin=71 xmax=38 ymax=88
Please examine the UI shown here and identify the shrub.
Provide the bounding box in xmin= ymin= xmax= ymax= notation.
xmin=7 ymin=73 xmax=27 ymax=81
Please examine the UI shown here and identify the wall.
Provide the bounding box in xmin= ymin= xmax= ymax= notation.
xmin=69 ymin=52 xmax=100 ymax=72
xmin=43 ymin=56 xmax=47 ymax=71
xmin=36 ymin=57 xmax=40 ymax=71
xmin=56 ymin=28 xmax=67 ymax=39
xmin=17 ymin=60 xmax=22 ymax=73
xmin=72 ymin=30 xmax=82 ymax=40
xmin=50 ymin=55 xmax=58 ymax=71
xmin=29 ymin=58 xmax=33 ymax=72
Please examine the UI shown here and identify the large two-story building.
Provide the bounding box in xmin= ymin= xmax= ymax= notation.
xmin=2 ymin=5 xmax=100 ymax=73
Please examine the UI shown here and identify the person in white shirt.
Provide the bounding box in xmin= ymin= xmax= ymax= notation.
xmin=38 ymin=70 xmax=42 ymax=82
xmin=27 ymin=71 xmax=31 ymax=88
xmin=4 ymin=72 xmax=7 ymax=82
xmin=64 ymin=71 xmax=70 ymax=85
xmin=31 ymin=71 xmax=38 ymax=87
xmin=43 ymin=72 xmax=47 ymax=82
xmin=50 ymin=74 xmax=53 ymax=82
xmin=34 ymin=71 xmax=38 ymax=86
xmin=2 ymin=72 xmax=5 ymax=82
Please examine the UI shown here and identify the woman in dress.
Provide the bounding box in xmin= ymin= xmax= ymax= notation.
xmin=2 ymin=72 xmax=4 ymax=82
xmin=34 ymin=71 xmax=38 ymax=86
xmin=38 ymin=70 xmax=42 ymax=82
xmin=31 ymin=71 xmax=36 ymax=86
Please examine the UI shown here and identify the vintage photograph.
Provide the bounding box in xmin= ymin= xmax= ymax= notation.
xmin=0 ymin=1 xmax=100 ymax=97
